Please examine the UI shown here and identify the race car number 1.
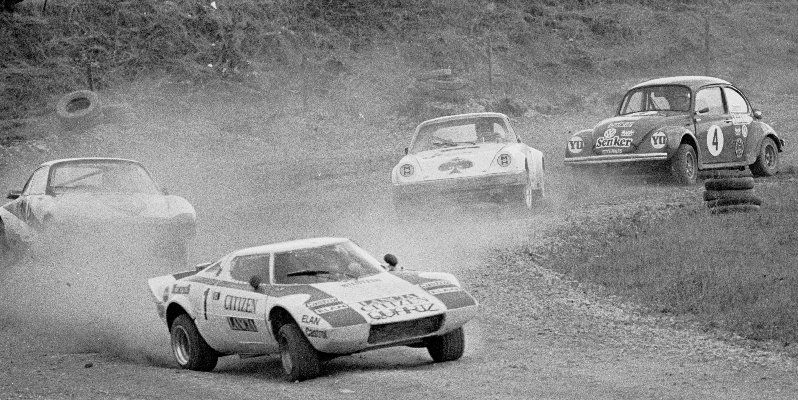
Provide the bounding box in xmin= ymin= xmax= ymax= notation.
xmin=707 ymin=125 xmax=724 ymax=157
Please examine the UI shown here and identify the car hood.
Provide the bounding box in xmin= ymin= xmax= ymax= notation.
xmin=49 ymin=193 xmax=195 ymax=221
xmin=403 ymin=142 xmax=523 ymax=181
xmin=587 ymin=111 xmax=691 ymax=154
xmin=309 ymin=272 xmax=469 ymax=324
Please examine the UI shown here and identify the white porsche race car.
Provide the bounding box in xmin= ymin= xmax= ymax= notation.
xmin=0 ymin=157 xmax=196 ymax=265
xmin=391 ymin=112 xmax=545 ymax=210
xmin=147 ymin=237 xmax=479 ymax=381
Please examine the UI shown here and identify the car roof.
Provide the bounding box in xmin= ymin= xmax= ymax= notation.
xmin=39 ymin=157 xmax=143 ymax=168
xmin=417 ymin=112 xmax=509 ymax=128
xmin=631 ymin=76 xmax=731 ymax=91
xmin=229 ymin=237 xmax=351 ymax=257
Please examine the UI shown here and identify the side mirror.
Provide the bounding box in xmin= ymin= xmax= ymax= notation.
xmin=249 ymin=275 xmax=262 ymax=290
xmin=6 ymin=190 xmax=21 ymax=200
xmin=404 ymin=147 xmax=409 ymax=155
xmin=753 ymin=109 xmax=763 ymax=120
xmin=195 ymin=262 xmax=213 ymax=271
xmin=383 ymin=254 xmax=398 ymax=271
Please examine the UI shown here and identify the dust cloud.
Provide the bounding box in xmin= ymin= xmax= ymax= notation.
xmin=0 ymin=81 xmax=571 ymax=366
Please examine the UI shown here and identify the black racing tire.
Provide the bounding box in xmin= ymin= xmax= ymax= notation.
xmin=277 ymin=323 xmax=321 ymax=381
xmin=708 ymin=204 xmax=761 ymax=214
xmin=56 ymin=90 xmax=101 ymax=130
xmin=670 ymin=144 xmax=697 ymax=185
xmin=703 ymin=189 xmax=761 ymax=204
xmin=426 ymin=327 xmax=465 ymax=362
xmin=170 ymin=314 xmax=218 ymax=372
xmin=750 ymin=137 xmax=779 ymax=177
xmin=705 ymin=196 xmax=763 ymax=208
xmin=704 ymin=177 xmax=755 ymax=191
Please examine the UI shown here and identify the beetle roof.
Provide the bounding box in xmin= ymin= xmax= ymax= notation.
xmin=631 ymin=76 xmax=731 ymax=91
xmin=417 ymin=112 xmax=509 ymax=129
xmin=229 ymin=237 xmax=352 ymax=257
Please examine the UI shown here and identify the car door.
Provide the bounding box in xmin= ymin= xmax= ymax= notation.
xmin=205 ymin=253 xmax=271 ymax=354
xmin=693 ymin=86 xmax=737 ymax=165
xmin=722 ymin=86 xmax=754 ymax=165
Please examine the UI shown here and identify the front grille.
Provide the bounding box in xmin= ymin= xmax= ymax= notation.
xmin=367 ymin=315 xmax=444 ymax=344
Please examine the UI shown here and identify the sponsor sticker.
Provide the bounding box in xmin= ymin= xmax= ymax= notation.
xmin=227 ymin=317 xmax=258 ymax=332
xmin=735 ymin=137 xmax=744 ymax=158
xmin=315 ymin=304 xmax=349 ymax=314
xmin=419 ymin=280 xmax=451 ymax=289
xmin=595 ymin=136 xmax=632 ymax=149
xmin=304 ymin=327 xmax=328 ymax=339
xmin=742 ymin=125 xmax=748 ymax=138
xmin=731 ymin=113 xmax=753 ymax=125
xmin=608 ymin=121 xmax=635 ymax=128
xmin=438 ymin=158 xmax=473 ymax=174
xmin=224 ymin=295 xmax=256 ymax=313
xmin=651 ymin=131 xmax=667 ymax=149
xmin=301 ymin=314 xmax=321 ymax=325
xmin=567 ymin=136 xmax=584 ymax=154
xmin=603 ymin=128 xmax=617 ymax=138
xmin=340 ymin=278 xmax=380 ymax=288
xmin=620 ymin=130 xmax=634 ymax=137
xmin=172 ymin=284 xmax=190 ymax=295
xmin=307 ymin=297 xmax=339 ymax=308
xmin=358 ymin=293 xmax=438 ymax=321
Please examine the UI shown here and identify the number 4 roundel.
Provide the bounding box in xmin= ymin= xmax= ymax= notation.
xmin=707 ymin=125 xmax=724 ymax=157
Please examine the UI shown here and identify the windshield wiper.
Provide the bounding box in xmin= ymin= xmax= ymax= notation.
xmin=431 ymin=136 xmax=458 ymax=147
xmin=286 ymin=270 xmax=332 ymax=277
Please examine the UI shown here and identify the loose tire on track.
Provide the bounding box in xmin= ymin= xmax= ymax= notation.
xmin=56 ymin=90 xmax=101 ymax=131
xmin=750 ymin=137 xmax=779 ymax=177
xmin=704 ymin=177 xmax=754 ymax=191
xmin=703 ymin=189 xmax=762 ymax=204
xmin=426 ymin=327 xmax=465 ymax=362
xmin=170 ymin=314 xmax=218 ymax=372
xmin=705 ymin=197 xmax=763 ymax=208
xmin=708 ymin=204 xmax=761 ymax=214
xmin=277 ymin=323 xmax=321 ymax=381
xmin=670 ymin=144 xmax=697 ymax=185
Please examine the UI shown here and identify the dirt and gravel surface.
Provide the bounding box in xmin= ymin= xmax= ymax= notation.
xmin=1 ymin=103 xmax=798 ymax=399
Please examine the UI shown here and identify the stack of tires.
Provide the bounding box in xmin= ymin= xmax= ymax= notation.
xmin=703 ymin=176 xmax=762 ymax=214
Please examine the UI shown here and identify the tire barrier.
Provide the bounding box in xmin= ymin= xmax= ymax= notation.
xmin=56 ymin=90 xmax=101 ymax=131
xmin=703 ymin=177 xmax=762 ymax=214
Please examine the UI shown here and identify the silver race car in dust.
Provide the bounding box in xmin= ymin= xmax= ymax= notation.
xmin=0 ymin=158 xmax=195 ymax=263
xmin=147 ymin=237 xmax=478 ymax=381
xmin=564 ymin=76 xmax=784 ymax=184
xmin=392 ymin=112 xmax=545 ymax=209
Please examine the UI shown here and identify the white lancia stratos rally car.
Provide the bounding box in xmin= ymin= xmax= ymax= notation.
xmin=0 ymin=157 xmax=196 ymax=264
xmin=147 ymin=237 xmax=478 ymax=381
xmin=391 ymin=112 xmax=545 ymax=209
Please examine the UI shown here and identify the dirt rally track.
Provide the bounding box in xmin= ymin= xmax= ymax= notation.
xmin=1 ymin=110 xmax=798 ymax=399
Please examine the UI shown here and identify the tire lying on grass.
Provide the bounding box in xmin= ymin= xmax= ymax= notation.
xmin=708 ymin=204 xmax=761 ymax=214
xmin=702 ymin=189 xmax=763 ymax=204
xmin=704 ymin=177 xmax=754 ymax=191
xmin=702 ymin=177 xmax=762 ymax=214
xmin=56 ymin=90 xmax=101 ymax=131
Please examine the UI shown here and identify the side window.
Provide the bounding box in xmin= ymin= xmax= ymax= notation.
xmin=723 ymin=87 xmax=749 ymax=114
xmin=230 ymin=254 xmax=270 ymax=283
xmin=22 ymin=167 xmax=49 ymax=196
xmin=204 ymin=261 xmax=222 ymax=276
xmin=620 ymin=91 xmax=643 ymax=114
xmin=694 ymin=87 xmax=724 ymax=115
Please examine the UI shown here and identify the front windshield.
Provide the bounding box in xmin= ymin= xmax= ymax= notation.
xmin=49 ymin=161 xmax=162 ymax=195
xmin=619 ymin=85 xmax=691 ymax=115
xmin=273 ymin=241 xmax=385 ymax=284
xmin=409 ymin=116 xmax=516 ymax=153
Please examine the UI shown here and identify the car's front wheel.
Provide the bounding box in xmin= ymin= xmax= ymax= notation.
xmin=670 ymin=144 xmax=697 ymax=185
xmin=426 ymin=327 xmax=465 ymax=362
xmin=170 ymin=314 xmax=218 ymax=371
xmin=278 ymin=323 xmax=321 ymax=381
xmin=750 ymin=137 xmax=779 ymax=177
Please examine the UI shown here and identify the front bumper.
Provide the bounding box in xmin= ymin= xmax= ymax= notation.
xmin=393 ymin=171 xmax=527 ymax=197
xmin=564 ymin=152 xmax=669 ymax=165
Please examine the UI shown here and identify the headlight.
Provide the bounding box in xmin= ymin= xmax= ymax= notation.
xmin=497 ymin=153 xmax=512 ymax=167
xmin=399 ymin=164 xmax=414 ymax=177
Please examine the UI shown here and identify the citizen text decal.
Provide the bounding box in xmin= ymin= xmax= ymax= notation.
xmin=224 ymin=295 xmax=256 ymax=313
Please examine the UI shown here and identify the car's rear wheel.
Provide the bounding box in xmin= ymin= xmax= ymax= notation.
xmin=426 ymin=327 xmax=465 ymax=362
xmin=750 ymin=137 xmax=779 ymax=177
xmin=170 ymin=314 xmax=218 ymax=372
xmin=278 ymin=323 xmax=321 ymax=381
xmin=670 ymin=144 xmax=697 ymax=185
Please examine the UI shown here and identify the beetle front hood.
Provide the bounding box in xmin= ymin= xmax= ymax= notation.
xmin=402 ymin=142 xmax=522 ymax=181
xmin=588 ymin=111 xmax=689 ymax=154
xmin=49 ymin=193 xmax=195 ymax=221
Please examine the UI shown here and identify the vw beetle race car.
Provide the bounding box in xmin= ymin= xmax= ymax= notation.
xmin=0 ymin=157 xmax=195 ymax=264
xmin=564 ymin=76 xmax=784 ymax=184
xmin=147 ymin=237 xmax=478 ymax=381
xmin=392 ymin=112 xmax=545 ymax=209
